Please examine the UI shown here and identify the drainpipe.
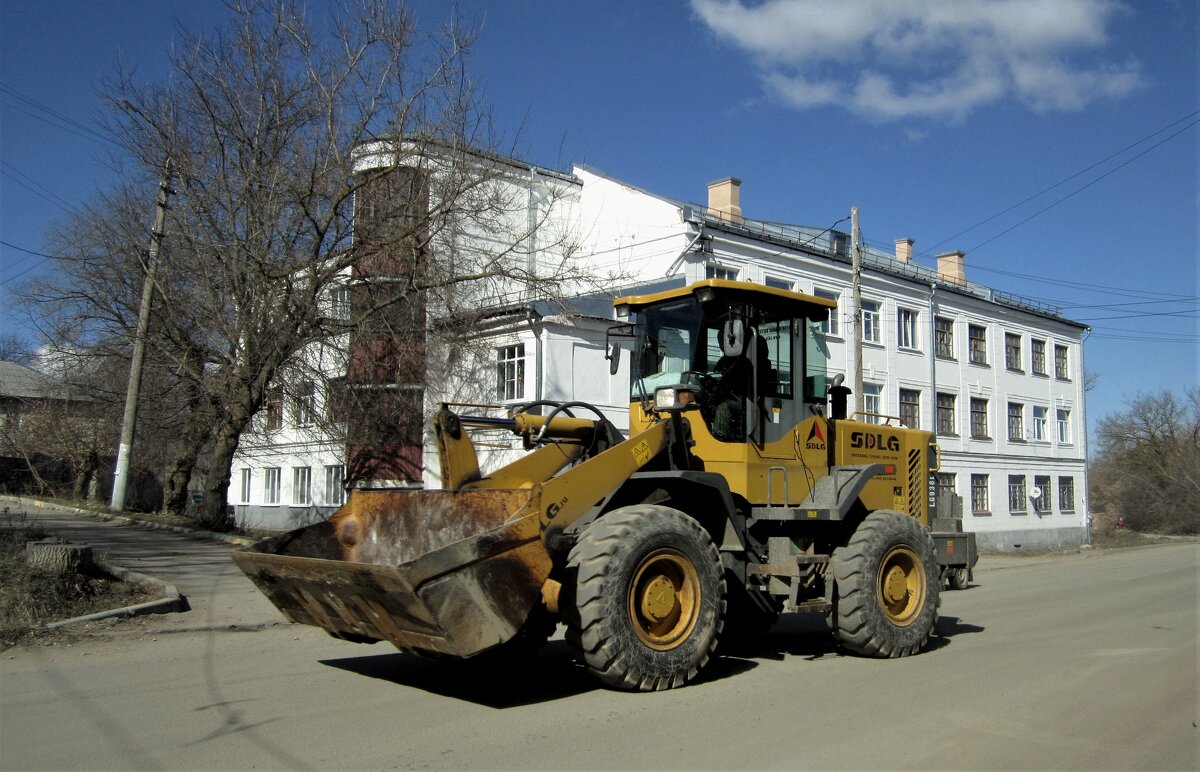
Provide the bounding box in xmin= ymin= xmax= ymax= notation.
xmin=526 ymin=168 xmax=539 ymax=299
xmin=928 ymin=282 xmax=938 ymax=430
xmin=528 ymin=307 xmax=544 ymax=403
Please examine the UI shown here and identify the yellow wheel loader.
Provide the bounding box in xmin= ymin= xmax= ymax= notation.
xmin=234 ymin=279 xmax=977 ymax=691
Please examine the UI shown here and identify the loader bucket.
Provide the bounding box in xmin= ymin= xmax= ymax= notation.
xmin=231 ymin=488 xmax=551 ymax=658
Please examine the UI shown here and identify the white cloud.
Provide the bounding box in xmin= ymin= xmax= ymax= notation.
xmin=691 ymin=0 xmax=1144 ymax=121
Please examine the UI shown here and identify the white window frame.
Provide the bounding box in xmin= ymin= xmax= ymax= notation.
xmin=897 ymin=307 xmax=919 ymax=350
xmin=862 ymin=382 xmax=882 ymax=423
xmin=764 ymin=276 xmax=792 ymax=290
xmin=1008 ymin=402 xmax=1024 ymax=441
xmin=1057 ymin=408 xmax=1072 ymax=444
xmin=814 ymin=288 xmax=840 ymax=337
xmin=292 ymin=466 xmax=311 ymax=506
xmin=264 ymin=467 xmax=281 ymax=505
xmin=1032 ymin=405 xmax=1048 ymax=441
xmin=239 ymin=468 xmax=252 ymax=504
xmin=294 ymin=380 xmax=316 ymax=428
xmin=862 ymin=300 xmax=881 ymax=344
xmin=325 ymin=464 xmax=346 ymax=507
xmin=705 ymin=264 xmax=738 ymax=281
xmin=496 ymin=343 xmax=525 ymax=401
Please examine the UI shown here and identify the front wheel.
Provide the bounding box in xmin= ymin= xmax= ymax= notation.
xmin=563 ymin=505 xmax=725 ymax=691
xmin=831 ymin=510 xmax=940 ymax=658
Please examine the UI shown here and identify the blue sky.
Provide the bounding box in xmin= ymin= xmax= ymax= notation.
xmin=1 ymin=0 xmax=1196 ymax=437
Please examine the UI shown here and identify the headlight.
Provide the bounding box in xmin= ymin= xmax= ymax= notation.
xmin=654 ymin=385 xmax=699 ymax=412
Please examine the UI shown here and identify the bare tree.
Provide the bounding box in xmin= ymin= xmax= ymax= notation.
xmin=0 ymin=335 xmax=36 ymax=367
xmin=27 ymin=1 xmax=595 ymax=528
xmin=1090 ymin=388 xmax=1200 ymax=534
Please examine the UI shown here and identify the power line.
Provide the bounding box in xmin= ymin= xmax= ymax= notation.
xmin=0 ymin=81 xmax=118 ymax=148
xmin=921 ymin=110 xmax=1200 ymax=255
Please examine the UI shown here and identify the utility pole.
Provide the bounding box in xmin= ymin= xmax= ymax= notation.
xmin=111 ymin=159 xmax=172 ymax=511
xmin=850 ymin=206 xmax=863 ymax=416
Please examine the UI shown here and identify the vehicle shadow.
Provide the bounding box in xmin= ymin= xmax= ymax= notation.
xmin=321 ymin=639 xmax=598 ymax=708
xmin=322 ymin=613 xmax=984 ymax=706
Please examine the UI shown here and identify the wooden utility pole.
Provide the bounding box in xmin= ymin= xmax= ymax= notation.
xmin=111 ymin=160 xmax=172 ymax=511
xmin=850 ymin=206 xmax=863 ymax=416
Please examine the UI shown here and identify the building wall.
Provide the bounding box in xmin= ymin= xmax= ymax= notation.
xmin=230 ymin=153 xmax=1089 ymax=550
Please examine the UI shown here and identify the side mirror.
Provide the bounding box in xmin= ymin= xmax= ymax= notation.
xmin=721 ymin=317 xmax=746 ymax=358
xmin=607 ymin=342 xmax=621 ymax=375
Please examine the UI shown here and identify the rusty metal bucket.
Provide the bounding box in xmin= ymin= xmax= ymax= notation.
xmin=231 ymin=488 xmax=550 ymax=658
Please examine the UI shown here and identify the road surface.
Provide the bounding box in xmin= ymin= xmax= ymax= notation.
xmin=1 ymin=510 xmax=1195 ymax=770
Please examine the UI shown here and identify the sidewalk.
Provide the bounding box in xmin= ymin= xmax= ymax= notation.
xmin=3 ymin=496 xmax=286 ymax=633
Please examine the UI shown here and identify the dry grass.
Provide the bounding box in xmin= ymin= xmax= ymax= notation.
xmin=0 ymin=518 xmax=159 ymax=649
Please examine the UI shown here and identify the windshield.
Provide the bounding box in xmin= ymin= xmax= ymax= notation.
xmin=630 ymin=297 xmax=707 ymax=400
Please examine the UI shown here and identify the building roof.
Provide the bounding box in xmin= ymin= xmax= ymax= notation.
xmin=0 ymin=361 xmax=74 ymax=401
xmin=683 ymin=204 xmax=1089 ymax=330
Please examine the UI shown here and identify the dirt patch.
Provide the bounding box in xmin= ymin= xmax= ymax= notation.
xmin=0 ymin=524 xmax=161 ymax=649
xmin=1087 ymin=529 xmax=1198 ymax=550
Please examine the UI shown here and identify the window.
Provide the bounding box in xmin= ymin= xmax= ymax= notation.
xmin=971 ymin=474 xmax=990 ymax=514
xmin=292 ymin=466 xmax=311 ymax=506
xmin=936 ymin=392 xmax=956 ymax=435
xmin=1033 ymin=475 xmax=1051 ymax=513
xmin=239 ymin=468 xmax=252 ymax=504
xmin=1005 ymin=333 xmax=1023 ymax=371
xmin=970 ymin=397 xmax=989 ymax=439
xmin=935 ymin=316 xmax=955 ymax=359
xmin=1057 ymin=408 xmax=1071 ymax=443
xmin=264 ymin=387 xmax=283 ymax=432
xmin=1058 ymin=477 xmax=1075 ymax=513
xmin=329 ymin=285 xmax=350 ymax=320
xmin=765 ymin=276 xmax=792 ymax=290
xmin=897 ymin=308 xmax=919 ymax=350
xmin=899 ymin=388 xmax=920 ymax=429
xmin=862 ymin=300 xmax=881 ymax=343
xmin=862 ymin=383 xmax=882 ymax=423
xmin=1007 ymin=402 xmax=1024 ymax=441
xmin=706 ymin=265 xmax=738 ymax=280
xmin=496 ymin=344 xmax=525 ymax=401
xmin=1032 ymin=405 xmax=1048 ymax=441
xmin=326 ymin=377 xmax=350 ymax=424
xmin=1031 ymin=338 xmax=1046 ymax=375
xmin=815 ymin=288 xmax=839 ymax=336
xmin=968 ymin=324 xmax=988 ymax=365
xmin=1055 ymin=344 xmax=1070 ymax=380
xmin=264 ymin=467 xmax=281 ymax=505
xmin=294 ymin=380 xmax=315 ymax=427
xmin=1009 ymin=475 xmax=1027 ymax=514
xmin=935 ymin=472 xmax=957 ymax=504
xmin=325 ymin=464 xmax=346 ymax=507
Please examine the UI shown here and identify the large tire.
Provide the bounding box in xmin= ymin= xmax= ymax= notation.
xmin=831 ymin=510 xmax=940 ymax=658
xmin=563 ymin=505 xmax=725 ymax=691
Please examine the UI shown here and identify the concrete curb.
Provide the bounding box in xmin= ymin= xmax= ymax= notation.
xmin=2 ymin=495 xmax=256 ymax=547
xmin=45 ymin=559 xmax=191 ymax=629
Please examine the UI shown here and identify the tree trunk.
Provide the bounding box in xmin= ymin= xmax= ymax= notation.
xmin=163 ymin=434 xmax=206 ymax=515
xmin=27 ymin=540 xmax=94 ymax=576
xmin=201 ymin=425 xmax=240 ymax=530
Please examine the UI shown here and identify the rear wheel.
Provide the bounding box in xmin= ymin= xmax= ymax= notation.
xmin=831 ymin=510 xmax=939 ymax=657
xmin=563 ymin=505 xmax=725 ymax=691
xmin=947 ymin=566 xmax=970 ymax=591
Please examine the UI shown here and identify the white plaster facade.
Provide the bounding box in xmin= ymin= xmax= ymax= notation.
xmin=230 ymin=147 xmax=1088 ymax=550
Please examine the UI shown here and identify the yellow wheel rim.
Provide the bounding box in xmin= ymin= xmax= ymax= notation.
xmin=876 ymin=545 xmax=926 ymax=626
xmin=628 ymin=548 xmax=701 ymax=650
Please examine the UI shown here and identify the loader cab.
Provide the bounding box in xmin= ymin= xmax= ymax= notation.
xmin=620 ymin=280 xmax=836 ymax=448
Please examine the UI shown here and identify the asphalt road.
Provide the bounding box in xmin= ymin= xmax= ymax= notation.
xmin=1 ymin=511 xmax=1195 ymax=770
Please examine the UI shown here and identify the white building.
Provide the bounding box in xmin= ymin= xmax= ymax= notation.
xmin=230 ymin=147 xmax=1088 ymax=551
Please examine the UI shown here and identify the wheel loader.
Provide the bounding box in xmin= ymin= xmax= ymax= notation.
xmin=233 ymin=279 xmax=977 ymax=691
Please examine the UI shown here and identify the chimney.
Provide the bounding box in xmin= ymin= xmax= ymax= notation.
xmin=937 ymin=250 xmax=967 ymax=285
xmin=707 ymin=177 xmax=743 ymax=223
xmin=895 ymin=238 xmax=914 ymax=263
